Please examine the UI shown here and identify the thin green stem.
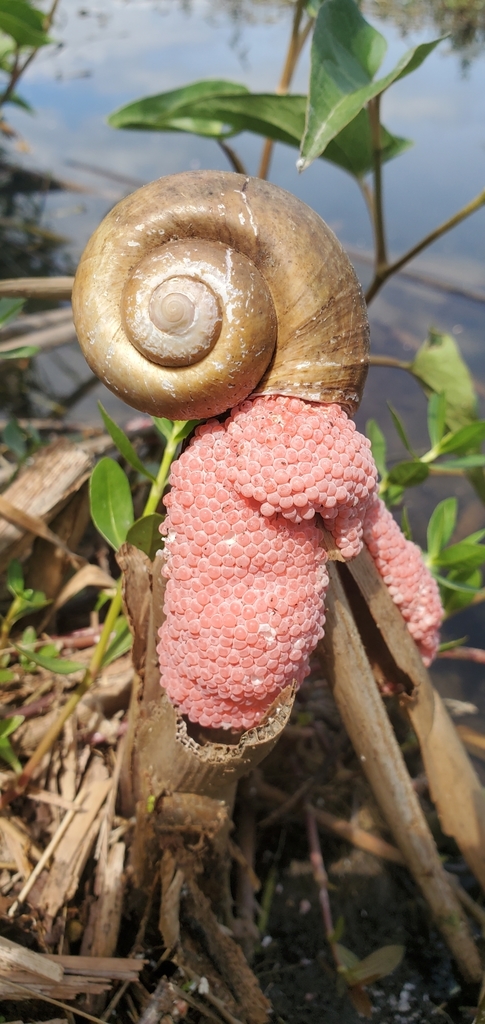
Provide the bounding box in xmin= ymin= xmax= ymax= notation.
xmin=369 ymin=355 xmax=411 ymax=371
xmin=143 ymin=428 xmax=179 ymax=516
xmin=367 ymin=95 xmax=387 ymax=274
xmin=366 ymin=185 xmax=485 ymax=304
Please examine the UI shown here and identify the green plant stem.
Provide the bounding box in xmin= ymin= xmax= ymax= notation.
xmin=0 ymin=579 xmax=122 ymax=810
xmin=0 ymin=597 xmax=20 ymax=650
xmin=258 ymin=0 xmax=313 ymax=180
xmin=218 ymin=140 xmax=248 ymax=176
xmin=367 ymin=95 xmax=387 ymax=274
xmin=144 ymin=427 xmax=179 ymax=515
xmin=369 ymin=355 xmax=411 ymax=371
xmin=366 ymin=185 xmax=485 ymax=304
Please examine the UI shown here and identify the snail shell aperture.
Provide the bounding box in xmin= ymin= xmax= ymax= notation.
xmin=72 ymin=171 xmax=369 ymax=420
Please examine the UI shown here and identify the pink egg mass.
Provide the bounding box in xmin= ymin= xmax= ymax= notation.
xmin=157 ymin=396 xmax=443 ymax=729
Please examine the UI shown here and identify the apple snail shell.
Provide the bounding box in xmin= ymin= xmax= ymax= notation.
xmin=72 ymin=170 xmax=369 ymax=420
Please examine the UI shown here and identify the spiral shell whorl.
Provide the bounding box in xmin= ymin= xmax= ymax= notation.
xmin=72 ymin=171 xmax=369 ymax=420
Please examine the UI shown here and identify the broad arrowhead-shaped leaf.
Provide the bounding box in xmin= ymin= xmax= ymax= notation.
xmin=110 ymin=81 xmax=410 ymax=179
xmin=299 ymin=0 xmax=442 ymax=170
xmin=109 ymin=80 xmax=250 ymax=134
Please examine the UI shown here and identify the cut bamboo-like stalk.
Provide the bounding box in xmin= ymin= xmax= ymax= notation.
xmin=347 ymin=546 xmax=485 ymax=891
xmin=0 ymin=276 xmax=74 ymax=300
xmin=322 ymin=560 xmax=482 ymax=983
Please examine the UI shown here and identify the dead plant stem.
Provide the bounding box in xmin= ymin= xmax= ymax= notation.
xmin=258 ymin=0 xmax=313 ymax=180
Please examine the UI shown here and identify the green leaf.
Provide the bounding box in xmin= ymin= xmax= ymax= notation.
xmin=427 ymin=498 xmax=457 ymax=561
xmin=427 ymin=392 xmax=447 ymax=448
xmin=387 ymin=404 xmax=415 ymax=454
xmin=126 ymin=513 xmax=164 ymax=561
xmin=11 ymin=590 xmax=50 ymax=622
xmin=0 ymin=715 xmax=24 ymax=772
xmin=438 ymin=422 xmax=485 ymax=456
xmin=401 ymin=506 xmax=412 ymax=541
xmin=335 ymin=944 xmax=360 ymax=971
xmin=7 ymin=559 xmax=24 ymax=598
xmin=101 ymin=615 xmax=132 ymax=668
xmin=110 ymin=82 xmax=409 ymax=180
xmin=172 ymin=419 xmax=200 ymax=443
xmin=366 ymin=419 xmax=387 ymax=479
xmin=321 ymin=109 xmax=411 ymax=178
xmin=0 ymin=1 xmax=52 ymax=48
xmin=438 ymin=637 xmax=467 ymax=651
xmin=0 ymin=345 xmax=39 ymax=360
xmin=0 ymin=297 xmax=23 ymax=327
xmin=0 ymin=668 xmax=15 ymax=684
xmin=411 ymin=330 xmax=478 ymax=431
xmin=89 ymin=458 xmax=134 ymax=551
xmin=434 ymin=571 xmax=483 ymax=594
xmin=343 ymin=945 xmax=404 ymax=986
xmin=14 ymin=645 xmax=85 ymax=674
xmin=435 ymin=541 xmax=485 ymax=573
xmin=3 ymin=418 xmax=27 ymax=460
xmin=439 ymin=455 xmax=485 ymax=469
xmin=109 ymin=79 xmax=250 ymax=131
xmin=387 ymin=461 xmax=429 ymax=488
xmin=299 ymin=0 xmax=441 ymax=170
xmin=98 ymin=403 xmax=156 ymax=482
xmin=152 ymin=416 xmax=173 ymax=443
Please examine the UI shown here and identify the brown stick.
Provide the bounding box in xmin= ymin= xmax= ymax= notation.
xmin=322 ymin=560 xmax=482 ymax=983
xmin=347 ymin=546 xmax=485 ymax=893
xmin=0 ymin=277 xmax=74 ymax=300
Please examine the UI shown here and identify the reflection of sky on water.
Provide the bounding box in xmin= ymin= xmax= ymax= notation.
xmin=6 ymin=0 xmax=485 ymax=715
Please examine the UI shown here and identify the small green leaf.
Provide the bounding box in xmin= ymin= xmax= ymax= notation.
xmin=101 ymin=615 xmax=133 ymax=668
xmin=387 ymin=461 xmax=429 ymax=488
xmin=366 ymin=419 xmax=387 ymax=479
xmin=109 ymin=79 xmax=250 ymax=131
xmin=14 ymin=645 xmax=85 ymax=674
xmin=0 ymin=345 xmax=39 ymax=360
xmin=387 ymin=404 xmax=415 ymax=454
xmin=433 ymin=572 xmax=483 ymax=594
xmin=435 ymin=542 xmax=485 ymax=573
xmin=89 ymin=458 xmax=134 ymax=551
xmin=427 ymin=392 xmax=447 ymax=448
xmin=438 ymin=422 xmax=485 ymax=456
xmin=0 ymin=297 xmax=23 ymax=327
xmin=411 ymin=330 xmax=478 ymax=431
xmin=126 ymin=513 xmax=164 ymax=560
xmin=439 ymin=455 xmax=485 ymax=469
xmin=438 ymin=637 xmax=467 ymax=652
xmin=0 ymin=714 xmax=24 ymax=772
xmin=427 ymin=498 xmax=457 ymax=561
xmin=401 ymin=506 xmax=412 ymax=541
xmin=0 ymin=668 xmax=15 ymax=684
xmin=343 ymin=945 xmax=404 ymax=986
xmin=3 ymin=418 xmax=27 ymax=460
xmin=7 ymin=559 xmax=24 ymax=598
xmin=172 ymin=419 xmax=201 ymax=443
xmin=152 ymin=416 xmax=173 ymax=443
xmin=98 ymin=403 xmax=156 ymax=482
xmin=335 ymin=944 xmax=360 ymax=972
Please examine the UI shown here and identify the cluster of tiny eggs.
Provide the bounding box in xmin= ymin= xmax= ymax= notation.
xmin=158 ymin=403 xmax=329 ymax=729
xmin=363 ymin=496 xmax=443 ymax=665
xmin=225 ymin=396 xmax=378 ymax=558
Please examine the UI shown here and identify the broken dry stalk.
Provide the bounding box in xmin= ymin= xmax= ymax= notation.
xmin=322 ymin=560 xmax=482 ymax=983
